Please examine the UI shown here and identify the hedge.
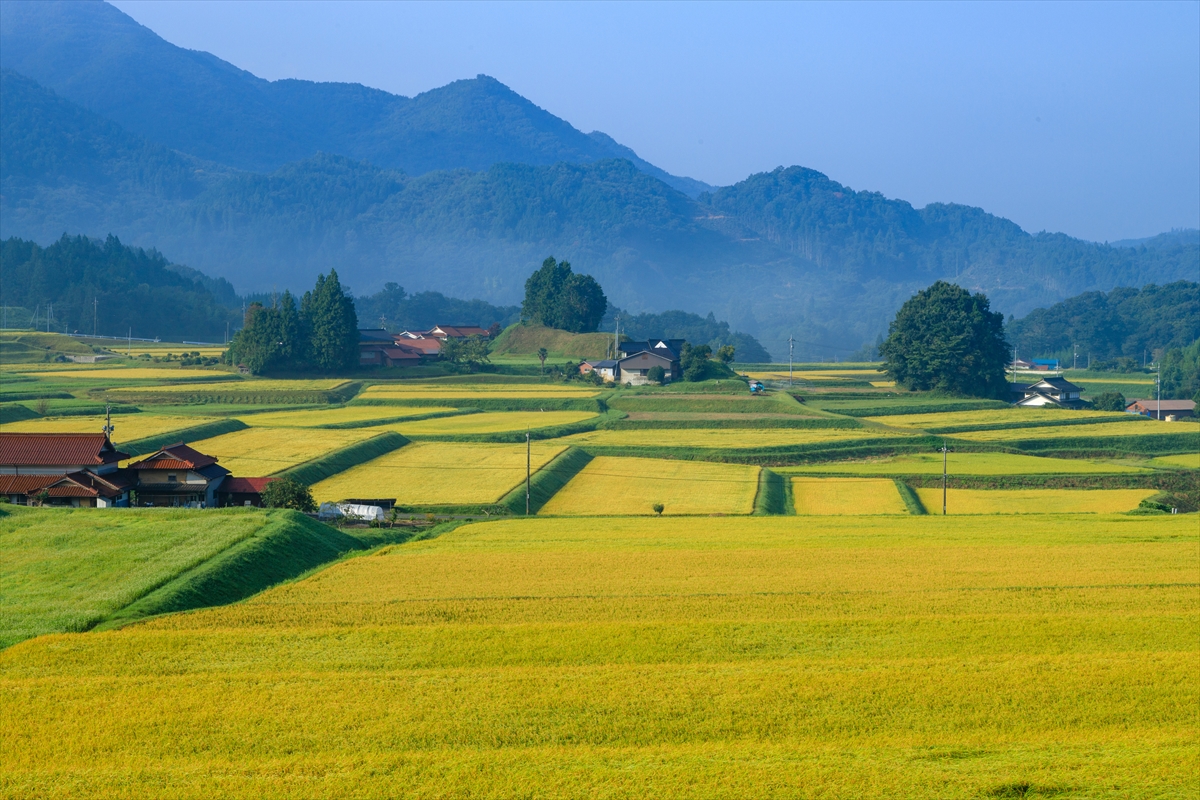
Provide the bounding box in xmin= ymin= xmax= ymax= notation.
xmin=499 ymin=446 xmax=594 ymax=514
xmin=121 ymin=418 xmax=250 ymax=457
xmin=894 ymin=480 xmax=927 ymax=515
xmin=754 ymin=469 xmax=791 ymax=515
xmin=280 ymin=431 xmax=409 ymax=486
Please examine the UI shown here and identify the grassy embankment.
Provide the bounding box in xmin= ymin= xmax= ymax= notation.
xmin=0 ymin=506 xmax=403 ymax=649
xmin=1 ymin=514 xmax=1194 ymax=797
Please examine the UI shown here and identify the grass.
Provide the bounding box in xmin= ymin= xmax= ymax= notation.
xmin=190 ymin=426 xmax=381 ymax=476
xmin=913 ymin=487 xmax=1158 ymax=514
xmin=279 ymin=432 xmax=408 ymax=487
xmin=16 ymin=367 xmax=234 ymax=380
xmin=1 ymin=514 xmax=1194 ymax=797
xmin=360 ymin=383 xmax=600 ymax=398
xmin=237 ymin=406 xmax=453 ymax=427
xmin=489 ymin=323 xmax=613 ymax=359
xmin=608 ymin=395 xmax=813 ymax=415
xmin=539 ymin=456 xmax=760 ymax=516
xmin=310 ymin=442 xmax=567 ymax=505
xmin=791 ymin=477 xmax=908 ymax=515
xmin=1151 ymin=453 xmax=1200 ymax=469
xmin=777 ymin=452 xmax=1151 ymax=475
xmin=388 ymin=410 xmax=598 ymax=436
xmin=561 ymin=427 xmax=916 ymax=449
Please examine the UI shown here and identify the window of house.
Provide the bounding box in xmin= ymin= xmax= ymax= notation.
xmin=168 ymin=474 xmax=177 ymax=482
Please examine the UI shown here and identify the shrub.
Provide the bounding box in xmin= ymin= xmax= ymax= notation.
xmin=1091 ymin=391 xmax=1126 ymax=411
xmin=647 ymin=365 xmax=666 ymax=384
xmin=262 ymin=478 xmax=317 ymax=513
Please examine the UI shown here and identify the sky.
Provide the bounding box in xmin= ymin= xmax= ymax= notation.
xmin=110 ymin=0 xmax=1200 ymax=243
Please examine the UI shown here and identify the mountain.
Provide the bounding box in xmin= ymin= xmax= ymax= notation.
xmin=0 ymin=0 xmax=710 ymax=196
xmin=1109 ymin=229 xmax=1200 ymax=250
xmin=2 ymin=3 xmax=1197 ymax=360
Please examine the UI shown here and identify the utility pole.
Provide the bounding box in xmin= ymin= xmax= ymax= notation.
xmin=1156 ymin=357 xmax=1161 ymax=421
xmin=613 ymin=314 xmax=620 ymax=360
xmin=525 ymin=431 xmax=531 ymax=515
xmin=941 ymin=440 xmax=948 ymax=516
xmin=47 ymin=303 xmax=52 ymax=333
xmin=789 ymin=335 xmax=794 ymax=386
xmin=102 ymin=403 xmax=115 ymax=440
xmin=1073 ymin=343 xmax=1078 ymax=371
xmin=93 ymin=297 xmax=98 ymax=338
xmin=128 ymin=328 xmax=132 ymax=357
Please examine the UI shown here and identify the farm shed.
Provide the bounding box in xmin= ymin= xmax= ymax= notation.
xmin=128 ymin=442 xmax=230 ymax=508
xmin=1126 ymin=399 xmax=1196 ymax=420
xmin=579 ymin=359 xmax=619 ymax=380
xmin=217 ymin=476 xmax=278 ymax=507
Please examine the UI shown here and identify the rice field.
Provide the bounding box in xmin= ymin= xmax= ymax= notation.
xmin=310 ymin=442 xmax=567 ymax=505
xmin=539 ymin=456 xmax=760 ymax=516
xmin=361 ymin=383 xmax=600 ymax=399
xmin=109 ymin=379 xmax=349 ymax=394
xmin=869 ymin=407 xmax=1135 ymax=429
xmin=561 ymin=426 xmax=916 ymax=449
xmin=10 ymin=367 xmax=232 ymax=380
xmin=791 ymin=477 xmax=908 ymax=514
xmin=238 ymin=406 xmax=451 ymax=427
xmin=190 ymin=427 xmax=380 ymax=476
xmin=387 ymin=410 xmax=597 ymax=435
xmin=2 ymin=514 xmax=1194 ymax=797
xmin=914 ymin=487 xmax=1157 ymax=514
xmin=778 ymin=451 xmax=1150 ymax=475
xmin=1150 ymin=453 xmax=1200 ymax=469
xmin=0 ymin=414 xmax=218 ymax=443
xmin=952 ymin=419 xmax=1200 ymax=441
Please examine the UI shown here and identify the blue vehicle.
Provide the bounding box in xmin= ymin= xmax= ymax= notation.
xmin=749 ymin=381 xmax=765 ymax=395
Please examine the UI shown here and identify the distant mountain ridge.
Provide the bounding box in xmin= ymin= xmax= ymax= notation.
xmin=0 ymin=0 xmax=710 ymax=196
xmin=2 ymin=1 xmax=1197 ymax=360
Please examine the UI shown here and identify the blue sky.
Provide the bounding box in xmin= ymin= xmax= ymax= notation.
xmin=111 ymin=0 xmax=1200 ymax=243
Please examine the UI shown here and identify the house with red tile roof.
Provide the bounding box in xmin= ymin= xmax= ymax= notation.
xmin=128 ymin=442 xmax=231 ymax=507
xmin=0 ymin=433 xmax=132 ymax=506
xmin=217 ymin=477 xmax=278 ymax=507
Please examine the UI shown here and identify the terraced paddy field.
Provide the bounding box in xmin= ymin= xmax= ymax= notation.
xmin=0 ymin=413 xmax=217 ymax=442
xmin=914 ymin=487 xmax=1158 ymax=514
xmin=1151 ymin=453 xmax=1200 ymax=469
xmin=869 ymin=407 xmax=1136 ymax=430
xmin=191 ymin=427 xmax=381 ymax=476
xmin=5 ymin=367 xmax=233 ymax=381
xmin=952 ymin=419 xmax=1200 ymax=442
xmin=388 ymin=410 xmax=598 ymax=436
xmin=539 ymin=456 xmax=760 ymax=516
xmin=2 ymin=514 xmax=1194 ymax=797
xmin=310 ymin=442 xmax=567 ymax=506
xmin=110 ymin=379 xmax=350 ymax=394
xmin=238 ymin=406 xmax=451 ymax=427
xmin=562 ymin=426 xmax=916 ymax=450
xmin=778 ymin=451 xmax=1151 ymax=475
xmin=360 ymin=383 xmax=600 ymax=400
xmin=792 ymin=477 xmax=907 ymax=514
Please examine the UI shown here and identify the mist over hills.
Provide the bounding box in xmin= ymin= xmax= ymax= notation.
xmin=2 ymin=1 xmax=1196 ymax=360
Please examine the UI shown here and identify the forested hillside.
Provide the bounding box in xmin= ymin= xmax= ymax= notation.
xmin=1007 ymin=282 xmax=1200 ymax=366
xmin=0 ymin=235 xmax=238 ymax=341
xmin=2 ymin=3 xmax=1197 ymax=360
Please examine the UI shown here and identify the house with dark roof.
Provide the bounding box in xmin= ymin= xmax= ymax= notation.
xmin=128 ymin=442 xmax=231 ymax=507
xmin=359 ymin=329 xmax=428 ymax=367
xmin=1126 ymin=399 xmax=1196 ymax=420
xmin=1014 ymin=377 xmax=1086 ymax=409
xmin=0 ymin=432 xmax=132 ymax=506
xmin=217 ymin=477 xmax=278 ymax=507
xmin=615 ymin=339 xmax=685 ymax=385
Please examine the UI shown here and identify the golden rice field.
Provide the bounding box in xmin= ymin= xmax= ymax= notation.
xmin=361 ymin=383 xmax=600 ymax=399
xmin=12 ymin=367 xmax=232 ymax=380
xmin=2 ymin=514 xmax=1194 ymax=798
xmin=1151 ymin=452 xmax=1200 ymax=469
xmin=1 ymin=413 xmax=216 ymax=439
xmin=539 ymin=456 xmax=760 ymax=516
xmin=388 ymin=410 xmax=597 ymax=435
xmin=109 ymin=379 xmax=350 ymax=393
xmin=239 ymin=406 xmax=450 ymax=427
xmin=746 ymin=368 xmax=884 ymax=382
xmin=914 ymin=487 xmax=1157 ymax=514
xmin=311 ymin=441 xmax=567 ymax=505
xmin=952 ymin=419 xmax=1198 ymax=441
xmin=561 ymin=426 xmax=915 ymax=449
xmin=791 ymin=477 xmax=907 ymax=514
xmin=869 ymin=407 xmax=1134 ymax=429
xmin=190 ymin=427 xmax=379 ymax=476
xmin=779 ymin=451 xmax=1150 ymax=475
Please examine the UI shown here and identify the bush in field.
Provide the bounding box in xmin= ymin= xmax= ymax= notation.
xmin=261 ymin=477 xmax=317 ymax=512
xmin=647 ymin=366 xmax=666 ymax=385
xmin=879 ymin=281 xmax=1009 ymax=399
xmin=679 ymin=342 xmax=737 ymax=382
xmin=1091 ymin=391 xmax=1127 ymax=411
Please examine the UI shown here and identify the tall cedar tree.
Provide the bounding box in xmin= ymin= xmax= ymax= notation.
xmin=302 ymin=270 xmax=359 ymax=372
xmin=880 ymin=281 xmax=1010 ymax=398
xmin=522 ymin=257 xmax=607 ymax=333
xmin=227 ymin=292 xmax=304 ymax=374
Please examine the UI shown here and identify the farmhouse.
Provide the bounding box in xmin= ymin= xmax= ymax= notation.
xmin=1014 ymin=377 xmax=1086 ymax=409
xmin=616 ymin=339 xmax=685 ymax=385
xmin=358 ymin=329 xmax=427 ymax=367
xmin=579 ymin=359 xmax=619 ymax=381
xmin=1126 ymin=399 xmax=1196 ymax=420
xmin=216 ymin=476 xmax=278 ymax=507
xmin=128 ymin=442 xmax=230 ymax=507
xmin=0 ymin=433 xmax=133 ymax=506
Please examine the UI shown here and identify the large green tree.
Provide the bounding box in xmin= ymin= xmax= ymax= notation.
xmin=1160 ymin=339 xmax=1200 ymax=401
xmin=226 ymin=292 xmax=304 ymax=374
xmin=302 ymin=270 xmax=359 ymax=372
xmin=879 ymin=281 xmax=1010 ymax=398
xmin=522 ymin=257 xmax=607 ymax=333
